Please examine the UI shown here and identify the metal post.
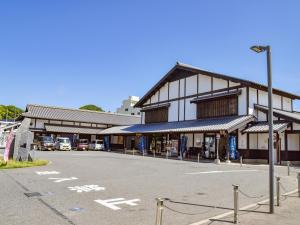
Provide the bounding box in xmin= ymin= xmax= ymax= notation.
xmin=215 ymin=134 xmax=220 ymax=164
xmin=166 ymin=149 xmax=168 ymax=159
xmin=267 ymin=46 xmax=274 ymax=214
xmin=298 ymin=173 xmax=300 ymax=198
xmin=287 ymin=161 xmax=290 ymax=176
xmin=153 ymin=150 xmax=155 ymax=158
xmin=233 ymin=185 xmax=239 ymax=224
xmin=155 ymin=198 xmax=164 ymax=225
xmin=276 ymin=177 xmax=280 ymax=206
xmin=198 ymin=153 xmax=200 ymax=163
xmin=240 ymin=156 xmax=243 ymax=167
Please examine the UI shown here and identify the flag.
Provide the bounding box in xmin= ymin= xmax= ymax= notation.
xmin=4 ymin=129 xmax=14 ymax=162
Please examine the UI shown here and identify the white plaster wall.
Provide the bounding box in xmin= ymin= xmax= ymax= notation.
xmin=258 ymin=133 xmax=268 ymax=149
xmin=238 ymin=129 xmax=247 ymax=149
xmin=198 ymin=74 xmax=211 ymax=93
xmin=35 ymin=119 xmax=48 ymax=129
xmin=179 ymin=99 xmax=185 ymax=121
xmin=81 ymin=123 xmax=91 ymax=127
xmin=145 ymin=99 xmax=150 ymax=105
xmin=249 ymin=88 xmax=257 ymax=116
xmin=293 ymin=123 xmax=300 ymax=130
xmin=249 ymin=133 xmax=258 ymax=149
xmin=213 ymin=78 xmax=227 ymax=91
xmin=238 ymin=88 xmax=247 ymax=115
xmin=49 ymin=120 xmax=61 ymax=125
xmin=186 ymin=75 xmax=197 ymax=96
xmin=169 ymin=80 xmax=179 ymax=99
xmin=141 ymin=112 xmax=145 ymax=124
xmin=229 ymin=81 xmax=240 ymax=87
xmin=159 ymin=83 xmax=168 ymax=101
xmin=287 ymin=134 xmax=300 ymax=151
xmin=151 ymin=91 xmax=159 ymax=103
xmin=168 ymin=101 xmax=178 ymax=122
xmin=185 ymin=98 xmax=196 ymax=120
xmin=258 ymin=111 xmax=267 ymax=121
xmin=180 ymin=79 xmax=185 ymax=97
xmin=273 ymin=94 xmax=282 ymax=109
xmin=258 ymin=90 xmax=268 ymax=106
xmin=282 ymin=97 xmax=292 ymax=111
xmin=30 ymin=119 xmax=36 ymax=128
xmin=62 ymin=121 xmax=73 ymax=126
xmin=279 ymin=132 xmax=285 ymax=151
xmin=194 ymin=133 xmax=204 ymax=147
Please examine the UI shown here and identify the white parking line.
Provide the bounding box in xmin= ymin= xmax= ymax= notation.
xmin=36 ymin=171 xmax=60 ymax=175
xmin=48 ymin=177 xmax=78 ymax=183
xmin=185 ymin=170 xmax=258 ymax=175
xmin=68 ymin=185 xmax=105 ymax=193
xmin=95 ymin=198 xmax=141 ymax=210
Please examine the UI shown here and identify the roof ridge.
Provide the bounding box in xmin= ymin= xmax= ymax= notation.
xmin=26 ymin=104 xmax=141 ymax=118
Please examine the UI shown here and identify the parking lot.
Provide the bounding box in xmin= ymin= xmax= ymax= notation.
xmin=1 ymin=150 xmax=299 ymax=225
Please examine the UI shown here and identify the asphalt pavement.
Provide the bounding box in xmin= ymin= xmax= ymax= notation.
xmin=0 ymin=150 xmax=299 ymax=225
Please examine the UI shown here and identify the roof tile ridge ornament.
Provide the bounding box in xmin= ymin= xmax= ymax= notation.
xmin=26 ymin=104 xmax=141 ymax=118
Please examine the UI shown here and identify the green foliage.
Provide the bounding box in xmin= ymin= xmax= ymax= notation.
xmin=0 ymin=157 xmax=49 ymax=169
xmin=0 ymin=105 xmax=23 ymax=120
xmin=79 ymin=104 xmax=104 ymax=112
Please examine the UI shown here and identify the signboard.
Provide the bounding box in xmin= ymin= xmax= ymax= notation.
xmin=4 ymin=129 xmax=14 ymax=162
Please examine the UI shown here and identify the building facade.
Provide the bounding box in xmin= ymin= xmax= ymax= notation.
xmin=101 ymin=62 xmax=300 ymax=163
xmin=21 ymin=104 xmax=140 ymax=148
xmin=116 ymin=96 xmax=141 ymax=116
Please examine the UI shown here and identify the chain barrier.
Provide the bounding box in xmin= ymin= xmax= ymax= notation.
xmin=238 ymin=189 xmax=265 ymax=199
xmin=164 ymin=203 xmax=215 ymax=216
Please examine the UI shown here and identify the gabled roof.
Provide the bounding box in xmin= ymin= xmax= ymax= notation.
xmin=135 ymin=62 xmax=300 ymax=107
xmin=45 ymin=124 xmax=103 ymax=135
xmin=243 ymin=121 xmax=289 ymax=133
xmin=22 ymin=104 xmax=140 ymax=126
xmin=255 ymin=104 xmax=300 ymax=123
xmin=100 ymin=115 xmax=255 ymax=134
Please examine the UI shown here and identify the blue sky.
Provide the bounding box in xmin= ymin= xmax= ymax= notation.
xmin=1 ymin=0 xmax=300 ymax=111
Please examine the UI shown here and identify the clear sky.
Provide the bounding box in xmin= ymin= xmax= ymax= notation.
xmin=1 ymin=0 xmax=300 ymax=111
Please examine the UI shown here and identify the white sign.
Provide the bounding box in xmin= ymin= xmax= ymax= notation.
xmin=49 ymin=177 xmax=78 ymax=183
xmin=68 ymin=185 xmax=105 ymax=193
xmin=94 ymin=198 xmax=140 ymax=210
xmin=36 ymin=171 xmax=60 ymax=175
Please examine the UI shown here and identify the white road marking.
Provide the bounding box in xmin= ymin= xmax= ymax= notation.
xmin=185 ymin=169 xmax=258 ymax=175
xmin=68 ymin=185 xmax=105 ymax=193
xmin=94 ymin=198 xmax=141 ymax=210
xmin=36 ymin=171 xmax=60 ymax=175
xmin=48 ymin=177 xmax=78 ymax=183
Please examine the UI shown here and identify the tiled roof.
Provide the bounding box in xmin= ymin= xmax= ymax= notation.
xmin=243 ymin=122 xmax=289 ymax=133
xmin=23 ymin=104 xmax=140 ymax=126
xmin=45 ymin=125 xmax=103 ymax=135
xmin=254 ymin=104 xmax=300 ymax=123
xmin=100 ymin=115 xmax=255 ymax=134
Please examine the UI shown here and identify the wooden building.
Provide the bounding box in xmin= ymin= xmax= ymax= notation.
xmin=21 ymin=104 xmax=140 ymax=147
xmin=101 ymin=62 xmax=300 ymax=164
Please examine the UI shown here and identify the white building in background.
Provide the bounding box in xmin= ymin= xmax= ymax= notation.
xmin=116 ymin=96 xmax=141 ymax=116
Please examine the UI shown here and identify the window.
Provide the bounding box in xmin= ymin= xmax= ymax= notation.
xmin=145 ymin=108 xmax=168 ymax=123
xmin=131 ymin=113 xmax=135 ymax=115
xmin=197 ymin=96 xmax=238 ymax=119
xmin=125 ymin=108 xmax=129 ymax=111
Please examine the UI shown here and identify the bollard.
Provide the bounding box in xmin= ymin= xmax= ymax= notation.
xmin=166 ymin=150 xmax=168 ymax=160
xmin=155 ymin=198 xmax=164 ymax=225
xmin=133 ymin=148 xmax=135 ymax=156
xmin=276 ymin=177 xmax=280 ymax=206
xmin=153 ymin=150 xmax=156 ymax=158
xmin=240 ymin=156 xmax=243 ymax=167
xmin=124 ymin=148 xmax=127 ymax=154
xmin=298 ymin=173 xmax=300 ymax=198
xmin=287 ymin=161 xmax=290 ymax=176
xmin=198 ymin=153 xmax=200 ymax=163
xmin=233 ymin=185 xmax=239 ymax=224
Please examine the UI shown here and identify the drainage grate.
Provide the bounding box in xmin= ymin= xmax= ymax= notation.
xmin=24 ymin=192 xmax=42 ymax=197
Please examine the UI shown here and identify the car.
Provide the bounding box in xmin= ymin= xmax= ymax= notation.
xmin=37 ymin=136 xmax=55 ymax=151
xmin=89 ymin=139 xmax=104 ymax=151
xmin=76 ymin=139 xmax=89 ymax=151
xmin=55 ymin=137 xmax=72 ymax=151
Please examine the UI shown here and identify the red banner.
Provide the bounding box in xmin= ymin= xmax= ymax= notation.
xmin=4 ymin=129 xmax=14 ymax=162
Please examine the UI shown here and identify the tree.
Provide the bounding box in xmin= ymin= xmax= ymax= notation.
xmin=79 ymin=104 xmax=104 ymax=112
xmin=0 ymin=105 xmax=24 ymax=120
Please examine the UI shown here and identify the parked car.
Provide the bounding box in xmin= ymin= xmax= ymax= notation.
xmin=37 ymin=136 xmax=55 ymax=151
xmin=89 ymin=139 xmax=104 ymax=151
xmin=55 ymin=137 xmax=72 ymax=151
xmin=76 ymin=139 xmax=89 ymax=151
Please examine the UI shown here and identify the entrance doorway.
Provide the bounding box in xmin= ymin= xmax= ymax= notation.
xmin=204 ymin=135 xmax=215 ymax=159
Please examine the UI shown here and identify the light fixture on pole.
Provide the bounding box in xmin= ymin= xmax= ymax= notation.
xmin=250 ymin=45 xmax=274 ymax=214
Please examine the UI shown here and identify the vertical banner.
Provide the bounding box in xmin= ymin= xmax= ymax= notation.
xmin=104 ymin=136 xmax=110 ymax=151
xmin=180 ymin=136 xmax=188 ymax=158
xmin=4 ymin=130 xmax=14 ymax=162
xmin=229 ymin=136 xmax=237 ymax=160
xmin=138 ymin=136 xmax=145 ymax=154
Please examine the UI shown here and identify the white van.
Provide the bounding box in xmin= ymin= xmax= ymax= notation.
xmin=55 ymin=137 xmax=72 ymax=151
xmin=89 ymin=139 xmax=104 ymax=151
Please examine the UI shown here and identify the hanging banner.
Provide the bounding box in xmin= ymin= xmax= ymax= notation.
xmin=180 ymin=136 xmax=188 ymax=158
xmin=138 ymin=136 xmax=145 ymax=154
xmin=104 ymin=136 xmax=110 ymax=151
xmin=4 ymin=130 xmax=14 ymax=162
xmin=229 ymin=136 xmax=237 ymax=160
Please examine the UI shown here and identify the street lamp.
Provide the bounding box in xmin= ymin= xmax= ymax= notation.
xmin=250 ymin=45 xmax=274 ymax=214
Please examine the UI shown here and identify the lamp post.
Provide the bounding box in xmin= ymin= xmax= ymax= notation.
xmin=250 ymin=45 xmax=274 ymax=214
xmin=215 ymin=133 xmax=221 ymax=164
